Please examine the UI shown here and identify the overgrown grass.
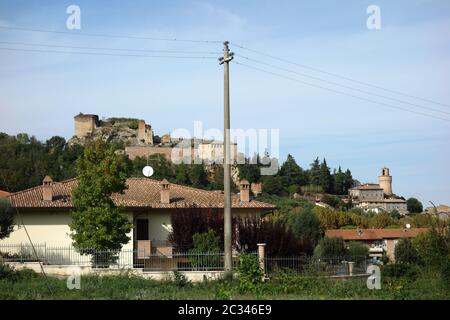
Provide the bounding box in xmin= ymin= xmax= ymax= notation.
xmin=0 ymin=265 xmax=448 ymax=300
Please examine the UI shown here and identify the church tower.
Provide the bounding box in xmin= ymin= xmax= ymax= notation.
xmin=378 ymin=167 xmax=393 ymax=196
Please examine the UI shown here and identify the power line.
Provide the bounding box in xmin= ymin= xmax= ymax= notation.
xmin=0 ymin=25 xmax=222 ymax=44
xmin=230 ymin=42 xmax=450 ymax=108
xmin=0 ymin=47 xmax=218 ymax=59
xmin=0 ymin=41 xmax=221 ymax=55
xmin=233 ymin=61 xmax=450 ymax=123
xmin=234 ymin=53 xmax=450 ymax=116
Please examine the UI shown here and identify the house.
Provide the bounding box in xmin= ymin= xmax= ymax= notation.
xmin=425 ymin=204 xmax=450 ymax=220
xmin=2 ymin=177 xmax=274 ymax=259
xmin=349 ymin=167 xmax=408 ymax=214
xmin=325 ymin=228 xmax=428 ymax=261
xmin=0 ymin=190 xmax=10 ymax=198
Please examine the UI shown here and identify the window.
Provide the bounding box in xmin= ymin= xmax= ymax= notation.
xmin=136 ymin=219 xmax=149 ymax=240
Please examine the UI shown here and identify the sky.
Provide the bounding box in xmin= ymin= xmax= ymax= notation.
xmin=0 ymin=0 xmax=449 ymax=206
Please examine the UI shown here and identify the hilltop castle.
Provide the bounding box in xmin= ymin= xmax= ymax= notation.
xmin=349 ymin=167 xmax=407 ymax=214
xmin=69 ymin=113 xmax=239 ymax=165
xmin=70 ymin=113 xmax=154 ymax=146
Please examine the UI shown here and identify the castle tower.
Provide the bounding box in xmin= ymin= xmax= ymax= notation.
xmin=378 ymin=167 xmax=393 ymax=196
xmin=74 ymin=113 xmax=99 ymax=138
xmin=137 ymin=120 xmax=154 ymax=145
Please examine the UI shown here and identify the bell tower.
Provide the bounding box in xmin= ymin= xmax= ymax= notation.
xmin=378 ymin=167 xmax=393 ymax=196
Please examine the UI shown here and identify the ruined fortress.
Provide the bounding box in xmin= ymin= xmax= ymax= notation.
xmin=70 ymin=113 xmax=154 ymax=146
xmin=69 ymin=113 xmax=238 ymax=165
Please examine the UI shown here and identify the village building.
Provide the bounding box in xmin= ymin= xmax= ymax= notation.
xmin=349 ymin=167 xmax=407 ymax=214
xmin=325 ymin=228 xmax=428 ymax=261
xmin=2 ymin=176 xmax=274 ymax=263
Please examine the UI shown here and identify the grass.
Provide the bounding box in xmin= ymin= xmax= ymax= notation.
xmin=0 ymin=267 xmax=449 ymax=300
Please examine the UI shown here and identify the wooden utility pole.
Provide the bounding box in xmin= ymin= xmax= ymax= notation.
xmin=219 ymin=41 xmax=233 ymax=278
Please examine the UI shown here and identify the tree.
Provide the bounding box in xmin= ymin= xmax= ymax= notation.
xmin=261 ymin=175 xmax=284 ymax=195
xmin=407 ymin=197 xmax=423 ymax=214
xmin=287 ymin=207 xmax=323 ymax=254
xmin=70 ymin=139 xmax=132 ymax=265
xmin=314 ymin=237 xmax=347 ymax=258
xmin=190 ymin=229 xmax=221 ymax=253
xmin=168 ymin=207 xmax=232 ymax=251
xmin=332 ymin=167 xmax=347 ymax=195
xmin=344 ymin=169 xmax=354 ymax=193
xmin=413 ymin=228 xmax=449 ymax=267
xmin=395 ymin=238 xmax=419 ymax=264
xmin=238 ymin=158 xmax=261 ymax=184
xmin=237 ymin=216 xmax=307 ymax=256
xmin=0 ymin=198 xmax=14 ymax=239
xmin=308 ymin=157 xmax=321 ymax=186
xmin=175 ymin=162 xmax=190 ymax=185
xmin=346 ymin=241 xmax=369 ymax=260
xmin=279 ymin=154 xmax=303 ymax=186
xmin=369 ymin=212 xmax=393 ymax=228
xmin=188 ymin=163 xmax=208 ymax=188
xmin=319 ymin=158 xmax=333 ymax=193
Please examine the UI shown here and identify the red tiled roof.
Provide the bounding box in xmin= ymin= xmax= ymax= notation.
xmin=9 ymin=178 xmax=275 ymax=210
xmin=350 ymin=184 xmax=383 ymax=190
xmin=0 ymin=190 xmax=10 ymax=198
xmin=325 ymin=228 xmax=428 ymax=240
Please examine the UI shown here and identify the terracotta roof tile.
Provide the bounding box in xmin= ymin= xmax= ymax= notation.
xmin=325 ymin=228 xmax=428 ymax=240
xmin=9 ymin=178 xmax=275 ymax=210
xmin=0 ymin=190 xmax=10 ymax=198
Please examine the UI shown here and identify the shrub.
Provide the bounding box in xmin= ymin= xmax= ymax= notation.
xmin=382 ymin=263 xmax=418 ymax=279
xmin=314 ymin=237 xmax=347 ymax=258
xmin=236 ymin=216 xmax=306 ymax=256
xmin=237 ymin=253 xmax=263 ymax=293
xmin=369 ymin=212 xmax=393 ymax=229
xmin=0 ymin=263 xmax=36 ymax=282
xmin=189 ymin=230 xmax=221 ymax=270
xmin=0 ymin=263 xmax=17 ymax=281
xmin=346 ymin=241 xmax=369 ymax=261
xmin=169 ymin=207 xmax=235 ymax=251
xmin=406 ymin=198 xmax=423 ymax=214
xmin=287 ymin=207 xmax=322 ymax=254
xmin=394 ymin=238 xmax=419 ymax=265
xmin=413 ymin=228 xmax=449 ymax=268
xmin=0 ymin=198 xmax=14 ymax=240
xmin=191 ymin=229 xmax=221 ymax=253
xmin=172 ymin=271 xmax=190 ymax=288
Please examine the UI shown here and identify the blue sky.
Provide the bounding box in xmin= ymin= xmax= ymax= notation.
xmin=0 ymin=0 xmax=449 ymax=206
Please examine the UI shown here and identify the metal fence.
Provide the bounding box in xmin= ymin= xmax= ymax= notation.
xmin=0 ymin=244 xmax=370 ymax=275
xmin=264 ymin=255 xmax=370 ymax=276
xmin=0 ymin=244 xmax=242 ymax=271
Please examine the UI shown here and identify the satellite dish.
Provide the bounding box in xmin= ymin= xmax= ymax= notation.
xmin=142 ymin=166 xmax=154 ymax=178
xmin=406 ymin=223 xmax=411 ymax=229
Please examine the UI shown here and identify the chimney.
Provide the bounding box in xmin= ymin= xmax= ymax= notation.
xmin=239 ymin=179 xmax=250 ymax=202
xmin=42 ymin=176 xmax=53 ymax=201
xmin=160 ymin=179 xmax=170 ymax=204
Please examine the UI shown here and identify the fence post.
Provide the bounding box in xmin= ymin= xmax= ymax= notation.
xmin=257 ymin=243 xmax=266 ymax=280
xmin=348 ymin=261 xmax=354 ymax=276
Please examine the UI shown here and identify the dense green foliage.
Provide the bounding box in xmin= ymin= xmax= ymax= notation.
xmin=1 ymin=266 xmax=448 ymax=300
xmin=168 ymin=207 xmax=228 ymax=251
xmin=237 ymin=253 xmax=263 ymax=293
xmin=242 ymin=154 xmax=354 ymax=197
xmin=395 ymin=238 xmax=419 ymax=264
xmin=190 ymin=229 xmax=221 ymax=253
xmin=236 ymin=216 xmax=307 ymax=255
xmin=407 ymin=197 xmax=423 ymax=213
xmin=0 ymin=133 xmax=84 ymax=192
xmin=0 ymin=198 xmax=14 ymax=239
xmin=286 ymin=207 xmax=322 ymax=253
xmin=70 ymin=140 xmax=132 ymax=258
xmin=314 ymin=237 xmax=347 ymax=258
